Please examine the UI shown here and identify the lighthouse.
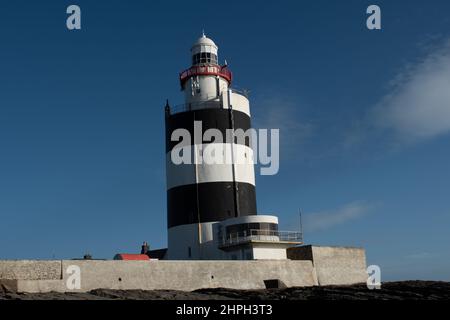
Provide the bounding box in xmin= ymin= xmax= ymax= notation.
xmin=164 ymin=34 xmax=301 ymax=260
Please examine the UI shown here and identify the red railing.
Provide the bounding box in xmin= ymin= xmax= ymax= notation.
xmin=179 ymin=65 xmax=232 ymax=87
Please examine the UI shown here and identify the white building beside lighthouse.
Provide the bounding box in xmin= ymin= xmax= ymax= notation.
xmin=164 ymin=33 xmax=302 ymax=260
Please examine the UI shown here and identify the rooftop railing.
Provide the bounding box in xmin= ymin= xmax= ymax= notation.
xmin=165 ymin=89 xmax=249 ymax=116
xmin=166 ymin=99 xmax=223 ymax=115
xmin=219 ymin=229 xmax=303 ymax=248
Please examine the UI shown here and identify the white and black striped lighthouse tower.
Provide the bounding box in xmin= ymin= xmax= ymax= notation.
xmin=165 ymin=33 xmax=257 ymax=259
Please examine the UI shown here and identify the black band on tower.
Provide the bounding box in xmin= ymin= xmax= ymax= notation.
xmin=165 ymin=108 xmax=251 ymax=152
xmin=167 ymin=182 xmax=257 ymax=228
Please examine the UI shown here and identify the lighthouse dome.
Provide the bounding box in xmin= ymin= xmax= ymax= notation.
xmin=193 ymin=34 xmax=217 ymax=47
xmin=191 ymin=33 xmax=218 ymax=65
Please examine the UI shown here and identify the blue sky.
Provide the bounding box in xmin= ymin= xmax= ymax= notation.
xmin=1 ymin=0 xmax=450 ymax=281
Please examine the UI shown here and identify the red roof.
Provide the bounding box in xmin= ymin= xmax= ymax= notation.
xmin=114 ymin=254 xmax=150 ymax=261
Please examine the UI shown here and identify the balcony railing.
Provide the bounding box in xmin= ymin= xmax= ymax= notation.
xmin=179 ymin=65 xmax=232 ymax=87
xmin=219 ymin=229 xmax=303 ymax=248
xmin=166 ymin=99 xmax=223 ymax=115
xmin=165 ymin=88 xmax=249 ymax=116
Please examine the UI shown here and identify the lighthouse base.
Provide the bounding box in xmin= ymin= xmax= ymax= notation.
xmin=167 ymin=215 xmax=302 ymax=260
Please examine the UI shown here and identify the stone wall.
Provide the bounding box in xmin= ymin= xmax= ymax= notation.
xmin=0 ymin=260 xmax=61 ymax=280
xmin=1 ymin=259 xmax=318 ymax=293
xmin=0 ymin=245 xmax=368 ymax=293
xmin=287 ymin=245 xmax=367 ymax=285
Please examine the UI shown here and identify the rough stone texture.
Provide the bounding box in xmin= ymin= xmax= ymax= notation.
xmin=11 ymin=279 xmax=68 ymax=293
xmin=0 ymin=260 xmax=61 ymax=280
xmin=287 ymin=246 xmax=313 ymax=261
xmin=0 ymin=279 xmax=18 ymax=292
xmin=287 ymin=245 xmax=367 ymax=285
xmin=1 ymin=260 xmax=318 ymax=293
xmin=2 ymin=281 xmax=450 ymax=300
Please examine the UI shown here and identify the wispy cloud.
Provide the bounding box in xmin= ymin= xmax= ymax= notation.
xmin=303 ymin=200 xmax=374 ymax=232
xmin=371 ymin=38 xmax=450 ymax=144
xmin=252 ymin=37 xmax=450 ymax=163
xmin=405 ymin=252 xmax=435 ymax=260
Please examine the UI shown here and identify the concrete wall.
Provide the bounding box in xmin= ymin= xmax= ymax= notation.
xmin=0 ymin=260 xmax=61 ymax=280
xmin=287 ymin=245 xmax=367 ymax=285
xmin=0 ymin=260 xmax=318 ymax=293
xmin=0 ymin=245 xmax=368 ymax=293
xmin=252 ymin=246 xmax=287 ymax=260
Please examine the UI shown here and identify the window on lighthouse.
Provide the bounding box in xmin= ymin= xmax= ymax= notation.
xmin=191 ymin=76 xmax=200 ymax=95
xmin=192 ymin=52 xmax=218 ymax=65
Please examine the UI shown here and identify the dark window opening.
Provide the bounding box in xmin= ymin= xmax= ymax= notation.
xmin=192 ymin=53 xmax=218 ymax=65
xmin=225 ymin=223 xmax=278 ymax=239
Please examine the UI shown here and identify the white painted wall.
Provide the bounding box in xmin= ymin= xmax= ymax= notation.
xmin=220 ymin=215 xmax=278 ymax=228
xmin=252 ymin=246 xmax=287 ymax=260
xmin=224 ymin=91 xmax=250 ymax=116
xmin=166 ymin=144 xmax=255 ymax=189
xmin=185 ymin=75 xmax=229 ymax=104
xmin=183 ymin=79 xmax=251 ymax=118
xmin=168 ymin=222 xmax=226 ymax=260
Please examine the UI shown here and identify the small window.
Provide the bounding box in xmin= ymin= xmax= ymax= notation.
xmin=188 ymin=247 xmax=192 ymax=258
xmin=193 ymin=53 xmax=202 ymax=65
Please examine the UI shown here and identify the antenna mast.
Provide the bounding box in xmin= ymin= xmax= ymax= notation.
xmin=299 ymin=208 xmax=304 ymax=243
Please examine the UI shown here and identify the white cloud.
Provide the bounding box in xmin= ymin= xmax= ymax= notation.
xmin=373 ymin=39 xmax=450 ymax=143
xmin=303 ymin=200 xmax=374 ymax=232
